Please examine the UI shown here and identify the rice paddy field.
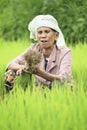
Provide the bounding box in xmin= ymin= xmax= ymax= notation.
xmin=0 ymin=38 xmax=87 ymax=130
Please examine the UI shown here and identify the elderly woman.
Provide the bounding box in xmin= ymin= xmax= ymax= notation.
xmin=5 ymin=14 xmax=73 ymax=91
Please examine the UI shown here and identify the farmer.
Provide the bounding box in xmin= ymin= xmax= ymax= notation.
xmin=4 ymin=14 xmax=73 ymax=92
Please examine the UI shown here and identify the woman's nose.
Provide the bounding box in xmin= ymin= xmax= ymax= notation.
xmin=41 ymin=32 xmax=46 ymax=37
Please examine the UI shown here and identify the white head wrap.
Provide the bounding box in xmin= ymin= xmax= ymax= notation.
xmin=28 ymin=15 xmax=66 ymax=48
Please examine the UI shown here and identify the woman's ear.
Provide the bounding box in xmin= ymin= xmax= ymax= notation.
xmin=55 ymin=32 xmax=59 ymax=40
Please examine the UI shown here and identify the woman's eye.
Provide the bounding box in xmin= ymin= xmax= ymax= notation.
xmin=37 ymin=30 xmax=51 ymax=34
xmin=37 ymin=31 xmax=42 ymax=34
xmin=45 ymin=30 xmax=50 ymax=33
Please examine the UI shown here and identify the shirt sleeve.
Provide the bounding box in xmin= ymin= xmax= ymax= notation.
xmin=58 ymin=50 xmax=73 ymax=83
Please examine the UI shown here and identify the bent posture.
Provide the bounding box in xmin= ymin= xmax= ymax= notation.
xmin=5 ymin=14 xmax=73 ymax=91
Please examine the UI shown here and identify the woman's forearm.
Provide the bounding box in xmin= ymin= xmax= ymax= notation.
xmin=7 ymin=63 xmax=24 ymax=71
xmin=36 ymin=69 xmax=60 ymax=81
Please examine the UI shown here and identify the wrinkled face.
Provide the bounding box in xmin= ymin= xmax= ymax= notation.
xmin=37 ymin=27 xmax=59 ymax=49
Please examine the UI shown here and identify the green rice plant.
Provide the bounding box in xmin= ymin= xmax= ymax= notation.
xmin=0 ymin=84 xmax=87 ymax=130
xmin=14 ymin=72 xmax=33 ymax=91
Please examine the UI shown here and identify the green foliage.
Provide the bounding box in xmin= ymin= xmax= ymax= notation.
xmin=0 ymin=86 xmax=87 ymax=130
xmin=0 ymin=0 xmax=87 ymax=43
xmin=0 ymin=0 xmax=43 ymax=40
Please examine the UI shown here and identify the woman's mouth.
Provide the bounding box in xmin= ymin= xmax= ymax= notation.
xmin=41 ymin=40 xmax=48 ymax=44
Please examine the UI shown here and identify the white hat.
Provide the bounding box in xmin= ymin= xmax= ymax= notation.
xmin=28 ymin=14 xmax=66 ymax=48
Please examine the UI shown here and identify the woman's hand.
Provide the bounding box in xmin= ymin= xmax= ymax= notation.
xmin=16 ymin=65 xmax=25 ymax=76
xmin=32 ymin=66 xmax=41 ymax=74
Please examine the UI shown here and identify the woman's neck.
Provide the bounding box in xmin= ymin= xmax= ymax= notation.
xmin=42 ymin=46 xmax=54 ymax=58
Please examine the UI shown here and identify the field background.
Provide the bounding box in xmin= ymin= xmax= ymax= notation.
xmin=0 ymin=39 xmax=87 ymax=130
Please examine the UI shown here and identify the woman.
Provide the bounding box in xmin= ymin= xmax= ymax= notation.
xmin=5 ymin=14 xmax=73 ymax=91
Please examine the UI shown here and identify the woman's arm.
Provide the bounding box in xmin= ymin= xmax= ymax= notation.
xmin=6 ymin=47 xmax=31 ymax=71
xmin=6 ymin=44 xmax=39 ymax=71
xmin=7 ymin=63 xmax=23 ymax=70
xmin=34 ymin=68 xmax=61 ymax=81
xmin=34 ymin=49 xmax=72 ymax=83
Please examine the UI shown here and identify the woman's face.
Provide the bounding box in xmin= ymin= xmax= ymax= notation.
xmin=37 ymin=27 xmax=58 ymax=49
